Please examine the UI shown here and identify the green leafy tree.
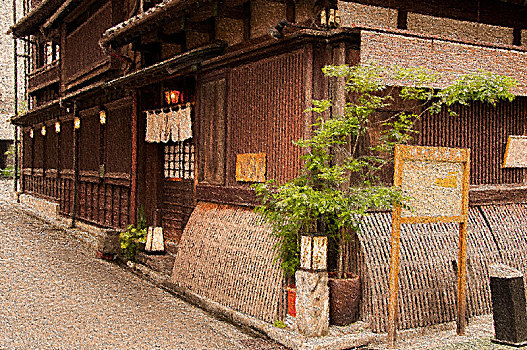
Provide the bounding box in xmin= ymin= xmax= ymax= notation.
xmin=254 ymin=64 xmax=516 ymax=279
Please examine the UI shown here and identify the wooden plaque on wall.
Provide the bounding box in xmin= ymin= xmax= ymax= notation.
xmin=502 ymin=136 xmax=527 ymax=168
xmin=235 ymin=153 xmax=266 ymax=182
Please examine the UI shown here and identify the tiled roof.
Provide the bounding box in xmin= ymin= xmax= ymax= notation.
xmin=100 ymin=0 xmax=202 ymax=48
xmin=106 ymin=41 xmax=227 ymax=87
xmin=9 ymin=0 xmax=63 ymax=38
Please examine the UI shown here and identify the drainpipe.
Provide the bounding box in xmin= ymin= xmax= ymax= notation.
xmin=71 ymin=101 xmax=79 ymax=228
xmin=12 ymin=0 xmax=18 ymax=196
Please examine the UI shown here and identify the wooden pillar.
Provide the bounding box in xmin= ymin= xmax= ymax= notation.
xmin=303 ymin=43 xmax=313 ymax=143
xmin=130 ymin=90 xmax=138 ymax=225
xmin=71 ymin=102 xmax=80 ymax=228
xmin=56 ymin=119 xmax=61 ymax=201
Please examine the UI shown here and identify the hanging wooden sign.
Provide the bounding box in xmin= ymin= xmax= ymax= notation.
xmin=502 ymin=135 xmax=527 ymax=168
xmin=388 ymin=144 xmax=470 ymax=346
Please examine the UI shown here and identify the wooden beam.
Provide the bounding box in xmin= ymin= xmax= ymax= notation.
xmin=338 ymin=0 xmax=527 ymax=29
xmin=513 ymin=27 xmax=522 ymax=45
xmin=220 ymin=4 xmax=246 ymax=19
xmin=397 ymin=10 xmax=408 ymax=30
xmin=71 ymin=101 xmax=80 ymax=228
xmin=243 ymin=1 xmax=251 ymax=41
xmin=186 ymin=18 xmax=215 ymax=33
xmin=130 ymin=90 xmax=138 ymax=226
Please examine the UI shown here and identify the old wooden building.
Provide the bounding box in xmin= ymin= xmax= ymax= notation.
xmin=10 ymin=0 xmax=527 ymax=332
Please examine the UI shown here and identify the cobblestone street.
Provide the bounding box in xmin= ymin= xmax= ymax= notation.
xmin=0 ymin=180 xmax=283 ymax=350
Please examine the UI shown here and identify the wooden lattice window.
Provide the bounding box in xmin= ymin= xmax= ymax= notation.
xmin=164 ymin=139 xmax=194 ymax=179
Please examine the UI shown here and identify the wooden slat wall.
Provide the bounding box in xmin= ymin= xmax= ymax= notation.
xmin=23 ymin=97 xmax=133 ymax=230
xmin=357 ymin=208 xmax=501 ymax=332
xmin=24 ymin=173 xmax=59 ymax=200
xmin=59 ymin=177 xmax=74 ymax=215
xmin=227 ymin=49 xmax=305 ymax=186
xmin=162 ymin=179 xmax=195 ymax=243
xmin=63 ymin=2 xmax=111 ymax=83
xmin=59 ymin=176 xmax=130 ymax=228
xmin=197 ymin=76 xmax=227 ymax=185
xmin=417 ymin=98 xmax=527 ymax=185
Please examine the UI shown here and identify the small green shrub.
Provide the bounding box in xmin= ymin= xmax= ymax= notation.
xmin=273 ymin=320 xmax=287 ymax=329
xmin=119 ymin=225 xmax=147 ymax=261
xmin=119 ymin=207 xmax=147 ymax=261
xmin=0 ymin=165 xmax=14 ymax=178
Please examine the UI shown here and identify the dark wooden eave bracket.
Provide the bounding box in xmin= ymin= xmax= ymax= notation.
xmin=100 ymin=0 xmax=208 ymax=50
xmin=42 ymin=0 xmax=84 ymax=33
xmin=105 ymin=41 xmax=227 ymax=89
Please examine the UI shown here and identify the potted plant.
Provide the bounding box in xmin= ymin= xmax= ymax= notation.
xmin=254 ymin=64 xmax=516 ymax=325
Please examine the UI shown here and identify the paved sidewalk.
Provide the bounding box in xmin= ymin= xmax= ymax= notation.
xmin=0 ymin=180 xmax=283 ymax=350
xmin=361 ymin=313 xmax=520 ymax=350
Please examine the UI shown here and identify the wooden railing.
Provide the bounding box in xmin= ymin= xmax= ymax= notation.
xmin=28 ymin=61 xmax=60 ymax=93
xmin=23 ymin=169 xmax=130 ymax=229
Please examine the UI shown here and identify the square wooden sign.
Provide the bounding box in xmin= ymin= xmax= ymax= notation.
xmin=235 ymin=153 xmax=266 ymax=182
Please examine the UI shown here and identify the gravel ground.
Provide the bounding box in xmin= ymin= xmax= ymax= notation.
xmin=0 ymin=180 xmax=284 ymax=350
xmin=366 ymin=314 xmax=514 ymax=350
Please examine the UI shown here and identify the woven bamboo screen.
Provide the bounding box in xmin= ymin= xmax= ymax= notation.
xmin=171 ymin=202 xmax=284 ymax=322
xmin=357 ymin=207 xmax=504 ymax=332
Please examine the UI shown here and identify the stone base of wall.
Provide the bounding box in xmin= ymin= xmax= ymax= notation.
xmin=136 ymin=251 xmax=175 ymax=276
xmin=19 ymin=193 xmax=59 ymax=220
xmin=17 ymin=192 xmax=117 ymax=256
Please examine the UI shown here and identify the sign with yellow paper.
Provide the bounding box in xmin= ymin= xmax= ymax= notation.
xmin=396 ymin=145 xmax=469 ymax=223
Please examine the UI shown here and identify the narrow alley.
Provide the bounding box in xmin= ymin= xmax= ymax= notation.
xmin=0 ymin=180 xmax=283 ymax=350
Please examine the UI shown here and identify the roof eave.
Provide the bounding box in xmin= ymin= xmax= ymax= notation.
xmin=10 ymin=0 xmax=64 ymax=38
xmin=99 ymin=0 xmax=203 ymax=49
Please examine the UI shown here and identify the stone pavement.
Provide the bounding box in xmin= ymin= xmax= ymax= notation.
xmin=0 ymin=180 xmax=284 ymax=350
xmin=364 ymin=314 xmax=512 ymax=350
xmin=6 ymin=177 xmax=516 ymax=350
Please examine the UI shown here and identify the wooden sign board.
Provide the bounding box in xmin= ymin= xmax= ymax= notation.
xmin=396 ymin=145 xmax=469 ymax=223
xmin=503 ymin=136 xmax=527 ymax=168
xmin=388 ymin=145 xmax=470 ymax=346
xmin=235 ymin=153 xmax=266 ymax=182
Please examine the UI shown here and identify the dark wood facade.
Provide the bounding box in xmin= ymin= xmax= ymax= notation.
xmin=11 ymin=0 xmax=527 ymax=258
